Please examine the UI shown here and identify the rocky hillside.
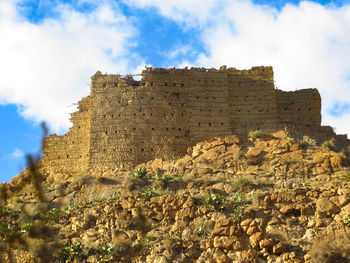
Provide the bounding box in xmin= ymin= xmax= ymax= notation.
xmin=1 ymin=130 xmax=350 ymax=263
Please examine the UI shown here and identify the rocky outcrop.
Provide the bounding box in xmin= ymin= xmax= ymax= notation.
xmin=1 ymin=130 xmax=350 ymax=262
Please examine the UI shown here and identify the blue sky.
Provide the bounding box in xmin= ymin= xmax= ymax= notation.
xmin=1 ymin=0 xmax=350 ymax=182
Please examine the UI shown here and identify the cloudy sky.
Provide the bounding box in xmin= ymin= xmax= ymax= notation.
xmin=1 ymin=0 xmax=350 ymax=182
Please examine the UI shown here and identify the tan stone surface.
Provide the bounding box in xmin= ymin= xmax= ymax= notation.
xmin=39 ymin=66 xmax=330 ymax=176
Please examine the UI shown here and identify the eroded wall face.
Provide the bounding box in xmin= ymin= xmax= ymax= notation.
xmin=41 ymin=97 xmax=91 ymax=175
xmin=227 ymin=67 xmax=280 ymax=135
xmin=185 ymin=71 xmax=232 ymax=143
xmin=89 ymin=72 xmax=193 ymax=173
xmin=88 ymin=67 xmax=281 ymax=172
xmin=276 ymin=89 xmax=321 ymax=130
xmin=40 ymin=66 xmax=324 ymax=176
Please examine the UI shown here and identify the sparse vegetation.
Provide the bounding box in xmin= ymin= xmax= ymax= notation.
xmin=110 ymin=191 xmax=121 ymax=198
xmin=203 ymin=193 xmax=227 ymax=211
xmin=34 ymin=208 xmax=62 ymax=222
xmin=343 ymin=215 xmax=350 ymax=226
xmin=131 ymin=167 xmax=147 ymax=179
xmin=139 ymin=188 xmax=160 ymax=198
xmin=87 ymin=243 xmax=114 ymax=262
xmin=310 ymin=240 xmax=350 ymax=263
xmin=58 ymin=242 xmax=115 ymax=263
xmin=343 ymin=173 xmax=350 ymax=182
xmin=230 ymin=192 xmax=248 ymax=221
xmin=146 ymin=236 xmax=158 ymax=243
xmin=85 ymin=197 xmax=106 ymax=207
xmin=248 ymin=129 xmax=265 ymax=139
xmin=233 ymin=177 xmax=252 ymax=192
xmin=58 ymin=242 xmax=84 ymax=263
xmin=195 ymin=220 xmax=210 ymax=238
xmin=2 ymin=120 xmax=350 ymax=263
xmin=288 ymin=158 xmax=299 ymax=165
xmin=13 ymin=197 xmax=22 ymax=203
xmin=152 ymin=174 xmax=174 ymax=188
xmin=321 ymin=138 xmax=335 ymax=150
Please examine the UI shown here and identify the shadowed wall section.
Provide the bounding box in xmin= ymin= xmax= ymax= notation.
xmin=40 ymin=66 xmax=329 ymax=176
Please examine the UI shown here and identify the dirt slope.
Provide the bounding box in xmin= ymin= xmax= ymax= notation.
xmin=1 ymin=131 xmax=350 ymax=263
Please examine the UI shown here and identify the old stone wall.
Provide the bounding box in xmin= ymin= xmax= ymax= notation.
xmin=226 ymin=67 xmax=280 ymax=135
xmin=40 ymin=66 xmax=326 ymax=176
xmin=276 ymin=89 xmax=321 ymax=127
xmin=41 ymin=96 xmax=92 ymax=175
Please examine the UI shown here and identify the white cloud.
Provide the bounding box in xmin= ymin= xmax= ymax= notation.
xmin=122 ymin=0 xmax=219 ymax=28
xmin=125 ymin=0 xmax=350 ymax=136
xmin=167 ymin=45 xmax=193 ymax=59
xmin=0 ymin=0 xmax=143 ymax=132
xmin=11 ymin=148 xmax=24 ymax=159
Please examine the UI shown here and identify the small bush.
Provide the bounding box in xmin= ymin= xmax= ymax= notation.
xmin=343 ymin=215 xmax=350 ymax=226
xmin=87 ymin=243 xmax=114 ymax=262
xmin=13 ymin=197 xmax=22 ymax=203
xmin=34 ymin=208 xmax=62 ymax=222
xmin=139 ymin=188 xmax=160 ymax=198
xmin=321 ymin=138 xmax=335 ymax=150
xmin=152 ymin=174 xmax=174 ymax=188
xmin=20 ymin=222 xmax=32 ymax=233
xmin=310 ymin=240 xmax=350 ymax=263
xmin=146 ymin=236 xmax=158 ymax=243
xmin=288 ymin=158 xmax=299 ymax=165
xmin=85 ymin=198 xmax=106 ymax=208
xmin=248 ymin=130 xmax=265 ymax=139
xmin=110 ymin=192 xmax=121 ymax=198
xmin=196 ymin=220 xmax=210 ymax=238
xmin=131 ymin=167 xmax=147 ymax=179
xmin=231 ymin=192 xmax=248 ymax=221
xmin=204 ymin=193 xmax=227 ymax=211
xmin=343 ymin=173 xmax=350 ymax=182
xmin=58 ymin=242 xmax=84 ymax=263
xmin=0 ymin=205 xmax=11 ymax=216
xmin=233 ymin=177 xmax=251 ymax=192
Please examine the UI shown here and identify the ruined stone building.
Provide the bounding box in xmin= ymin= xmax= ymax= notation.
xmin=41 ymin=66 xmax=334 ymax=175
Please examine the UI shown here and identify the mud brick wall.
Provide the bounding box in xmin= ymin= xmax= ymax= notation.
xmin=41 ymin=96 xmax=92 ymax=175
xmin=276 ymin=89 xmax=321 ymax=128
xmin=226 ymin=66 xmax=280 ymax=136
xmin=40 ymin=66 xmax=325 ymax=175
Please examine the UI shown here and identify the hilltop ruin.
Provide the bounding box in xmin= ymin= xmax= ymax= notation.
xmin=41 ymin=66 xmax=335 ymax=175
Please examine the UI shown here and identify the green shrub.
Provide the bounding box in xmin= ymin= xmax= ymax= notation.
xmin=34 ymin=208 xmax=62 ymax=222
xmin=140 ymin=188 xmax=160 ymax=198
xmin=20 ymin=222 xmax=32 ymax=233
xmin=248 ymin=130 xmax=265 ymax=139
xmin=343 ymin=215 xmax=350 ymax=226
xmin=146 ymin=236 xmax=158 ymax=243
xmin=231 ymin=192 xmax=248 ymax=221
xmin=321 ymin=138 xmax=335 ymax=150
xmin=196 ymin=220 xmax=210 ymax=238
xmin=131 ymin=167 xmax=147 ymax=179
xmin=204 ymin=193 xmax=227 ymax=211
xmin=110 ymin=192 xmax=121 ymax=198
xmin=152 ymin=174 xmax=174 ymax=188
xmin=0 ymin=221 xmax=16 ymax=237
xmin=13 ymin=197 xmax=22 ymax=203
xmin=65 ymin=203 xmax=81 ymax=212
xmin=87 ymin=243 xmax=114 ymax=262
xmin=85 ymin=197 xmax=106 ymax=208
xmin=58 ymin=242 xmax=84 ymax=263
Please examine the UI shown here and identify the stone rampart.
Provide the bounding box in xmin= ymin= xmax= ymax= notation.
xmin=40 ymin=66 xmax=327 ymax=175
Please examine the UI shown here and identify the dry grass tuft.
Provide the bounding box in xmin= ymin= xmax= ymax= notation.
xmin=311 ymin=239 xmax=350 ymax=263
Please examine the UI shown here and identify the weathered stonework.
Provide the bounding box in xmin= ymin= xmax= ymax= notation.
xmin=41 ymin=66 xmax=334 ymax=175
